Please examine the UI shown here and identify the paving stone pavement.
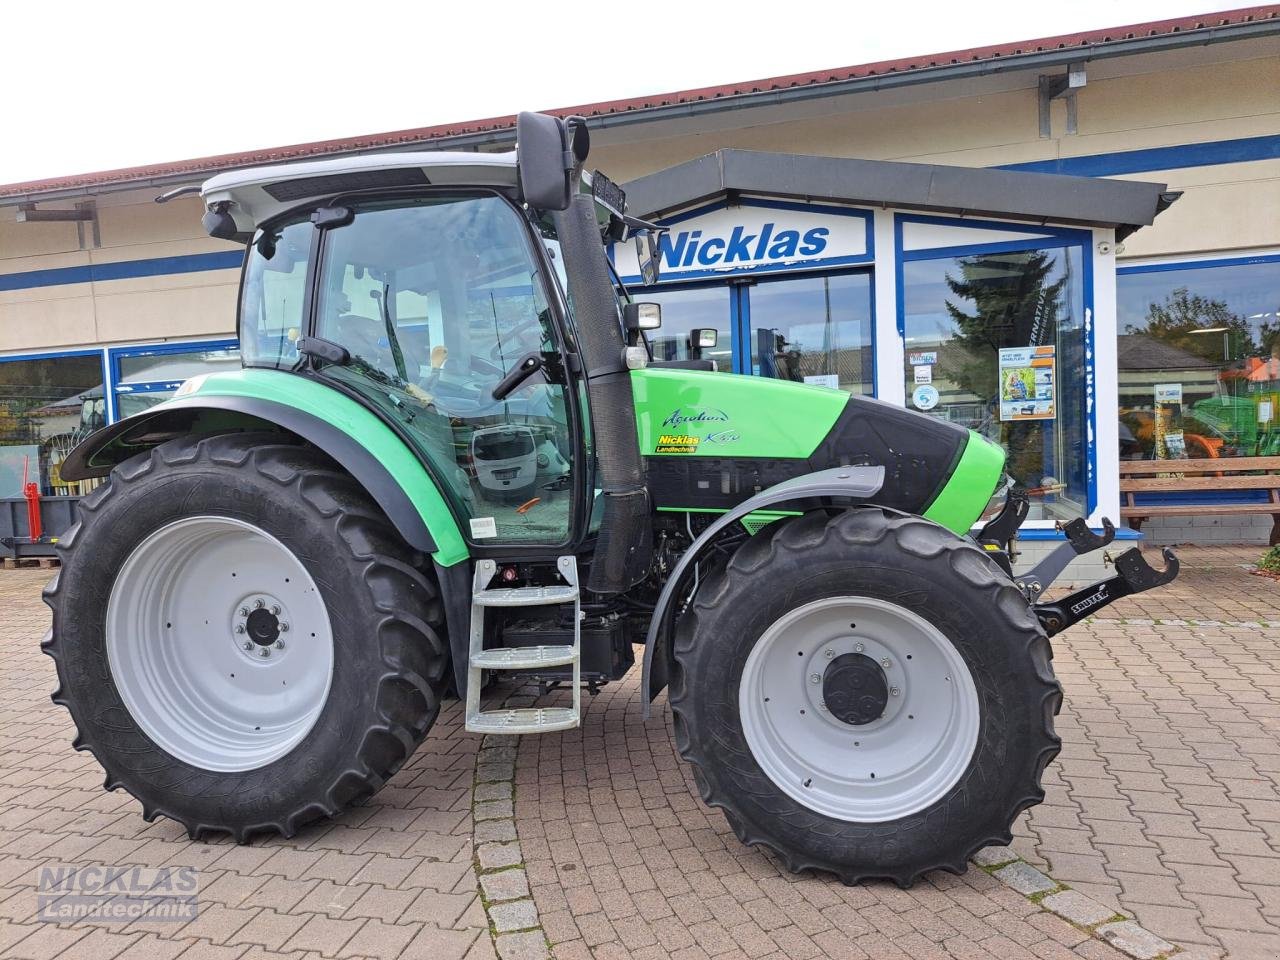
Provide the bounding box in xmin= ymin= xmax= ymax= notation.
xmin=1017 ymin=545 xmax=1280 ymax=960
xmin=1 ymin=543 xmax=1277 ymax=960
xmin=0 ymin=568 xmax=496 ymax=960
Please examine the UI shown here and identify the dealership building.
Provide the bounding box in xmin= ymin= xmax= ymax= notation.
xmin=1 ymin=6 xmax=1278 ymax=556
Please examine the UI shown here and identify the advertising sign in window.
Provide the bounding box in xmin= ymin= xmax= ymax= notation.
xmin=998 ymin=346 xmax=1056 ymax=422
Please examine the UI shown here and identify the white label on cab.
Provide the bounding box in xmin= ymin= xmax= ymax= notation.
xmin=469 ymin=517 xmax=498 ymax=539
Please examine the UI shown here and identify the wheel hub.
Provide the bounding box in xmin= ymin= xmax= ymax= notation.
xmin=245 ymin=608 xmax=280 ymax=646
xmin=232 ymin=594 xmax=290 ymax=659
xmin=822 ymin=653 xmax=888 ymax=725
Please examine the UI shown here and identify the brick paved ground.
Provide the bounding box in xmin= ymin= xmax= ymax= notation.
xmin=515 ymin=545 xmax=1280 ymax=960
xmin=1 ymin=543 xmax=1277 ymax=960
xmin=0 ymin=568 xmax=495 ymax=960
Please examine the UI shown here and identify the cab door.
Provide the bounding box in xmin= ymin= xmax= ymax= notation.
xmin=308 ymin=192 xmax=581 ymax=547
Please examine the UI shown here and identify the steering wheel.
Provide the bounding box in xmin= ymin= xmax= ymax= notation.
xmin=488 ymin=317 xmax=543 ymax=360
xmin=335 ymin=315 xmax=393 ymax=369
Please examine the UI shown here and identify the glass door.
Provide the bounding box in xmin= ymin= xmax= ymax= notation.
xmin=637 ymin=283 xmax=734 ymax=369
xmin=745 ymin=271 xmax=874 ymax=394
xmin=900 ymin=244 xmax=1087 ymax=521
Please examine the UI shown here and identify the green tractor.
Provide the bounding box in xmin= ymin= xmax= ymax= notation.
xmin=45 ymin=113 xmax=1177 ymax=886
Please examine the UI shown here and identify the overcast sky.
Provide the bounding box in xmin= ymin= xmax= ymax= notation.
xmin=0 ymin=0 xmax=1254 ymax=186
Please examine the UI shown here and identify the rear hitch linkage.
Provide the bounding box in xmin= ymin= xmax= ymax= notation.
xmin=976 ymin=492 xmax=1180 ymax=637
xmin=1033 ymin=544 xmax=1179 ymax=637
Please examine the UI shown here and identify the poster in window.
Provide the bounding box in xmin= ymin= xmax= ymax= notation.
xmin=1153 ymin=382 xmax=1186 ymax=460
xmin=998 ymin=346 xmax=1056 ymax=422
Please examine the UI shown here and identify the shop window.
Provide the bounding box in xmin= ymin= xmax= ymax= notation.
xmin=748 ymin=272 xmax=873 ymax=394
xmin=0 ymin=353 xmax=106 ymax=497
xmin=639 ymin=284 xmax=732 ymax=368
xmin=1117 ymin=257 xmax=1280 ymax=460
xmin=113 ymin=344 xmax=241 ymax=419
xmin=901 ymin=243 xmax=1087 ymax=521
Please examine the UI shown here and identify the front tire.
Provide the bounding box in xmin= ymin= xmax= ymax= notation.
xmin=43 ymin=433 xmax=449 ymax=841
xmin=669 ymin=508 xmax=1061 ymax=886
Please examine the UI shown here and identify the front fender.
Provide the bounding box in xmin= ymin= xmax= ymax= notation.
xmin=641 ymin=465 xmax=885 ymax=716
xmin=60 ymin=369 xmax=468 ymax=567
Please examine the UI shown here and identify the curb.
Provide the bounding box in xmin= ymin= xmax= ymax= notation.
xmin=974 ymin=846 xmax=1179 ymax=959
xmin=472 ymin=728 xmax=551 ymax=960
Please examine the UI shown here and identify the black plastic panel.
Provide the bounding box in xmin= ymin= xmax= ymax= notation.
xmin=644 ymin=394 xmax=968 ymax=515
xmin=263 ymin=168 xmax=430 ymax=202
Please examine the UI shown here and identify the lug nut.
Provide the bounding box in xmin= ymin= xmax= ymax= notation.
xmin=235 ymin=625 xmax=245 ymax=634
xmin=259 ymin=648 xmax=270 ymax=658
xmin=255 ymin=599 xmax=265 ymax=609
xmin=881 ymin=658 xmax=891 ymax=669
xmin=279 ymin=622 xmax=289 ymax=633
xmin=824 ymin=649 xmax=834 ymax=659
xmin=275 ymin=640 xmax=285 ymax=650
xmin=242 ymin=641 xmax=253 ymax=651
xmin=853 ymin=642 xmax=864 ymax=653
xmin=890 ymin=686 xmax=900 ymax=697
xmin=271 ymin=605 xmax=281 ymax=616
xmin=809 ymin=674 xmax=821 ymax=684
xmin=818 ymin=701 xmax=827 ymax=712
xmin=239 ymin=607 xmax=249 ymax=617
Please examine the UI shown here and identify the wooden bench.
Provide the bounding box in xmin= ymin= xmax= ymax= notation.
xmin=1120 ymin=456 xmax=1280 ymax=545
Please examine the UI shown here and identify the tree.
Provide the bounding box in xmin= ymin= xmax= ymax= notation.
xmin=1128 ymin=286 xmax=1255 ymax=362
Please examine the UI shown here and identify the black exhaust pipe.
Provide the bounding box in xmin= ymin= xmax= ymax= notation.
xmin=553 ymin=193 xmax=652 ymax=594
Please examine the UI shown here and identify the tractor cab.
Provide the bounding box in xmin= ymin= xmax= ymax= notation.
xmin=198 ymin=144 xmax=633 ymax=560
xmin=235 ymin=182 xmax=585 ymax=546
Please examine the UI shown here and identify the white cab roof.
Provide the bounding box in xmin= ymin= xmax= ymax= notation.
xmin=201 ymin=150 xmax=518 ymax=233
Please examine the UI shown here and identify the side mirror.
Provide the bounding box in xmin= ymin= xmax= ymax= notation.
xmin=634 ymin=231 xmax=662 ymax=285
xmin=516 ymin=112 xmax=586 ymax=212
xmin=688 ymin=328 xmax=717 ymax=361
xmin=691 ymin=328 xmax=718 ymax=349
xmin=623 ymin=302 xmax=662 ymax=332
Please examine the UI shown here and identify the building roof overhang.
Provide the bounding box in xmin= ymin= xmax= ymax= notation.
xmin=622 ymin=149 xmax=1176 ymax=239
xmin=0 ymin=5 xmax=1275 ymax=206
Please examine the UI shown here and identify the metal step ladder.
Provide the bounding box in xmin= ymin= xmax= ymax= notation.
xmin=464 ymin=556 xmax=581 ymax=734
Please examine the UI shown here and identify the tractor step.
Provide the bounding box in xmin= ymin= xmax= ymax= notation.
xmin=473 ymin=585 xmax=579 ymax=607
xmin=467 ymin=706 xmax=579 ymax=734
xmin=465 ymin=557 xmax=581 ymax=735
xmin=470 ymin=645 xmax=577 ymax=669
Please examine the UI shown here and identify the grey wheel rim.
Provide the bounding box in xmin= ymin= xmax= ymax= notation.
xmin=738 ymin=596 xmax=980 ymax=822
xmin=105 ymin=516 xmax=334 ymax=773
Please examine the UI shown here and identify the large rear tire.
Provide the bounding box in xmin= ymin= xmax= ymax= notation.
xmin=43 ymin=433 xmax=449 ymax=841
xmin=669 ymin=508 xmax=1060 ymax=886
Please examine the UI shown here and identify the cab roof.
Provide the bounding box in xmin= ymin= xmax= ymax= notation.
xmin=201 ymin=150 xmax=518 ymax=234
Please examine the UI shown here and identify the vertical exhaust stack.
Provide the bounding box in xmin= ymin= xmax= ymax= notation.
xmin=517 ymin=111 xmax=652 ymax=593
xmin=553 ymin=192 xmax=653 ymax=593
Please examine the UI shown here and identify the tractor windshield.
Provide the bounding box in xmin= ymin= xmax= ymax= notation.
xmin=310 ymin=193 xmax=575 ymax=544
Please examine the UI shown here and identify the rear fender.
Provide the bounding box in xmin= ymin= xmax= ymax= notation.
xmin=61 ymin=395 xmax=466 ymax=563
xmin=641 ymin=465 xmax=885 ymax=716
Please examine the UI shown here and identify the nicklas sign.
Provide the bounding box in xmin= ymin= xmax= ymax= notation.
xmin=610 ymin=201 xmax=871 ymax=283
